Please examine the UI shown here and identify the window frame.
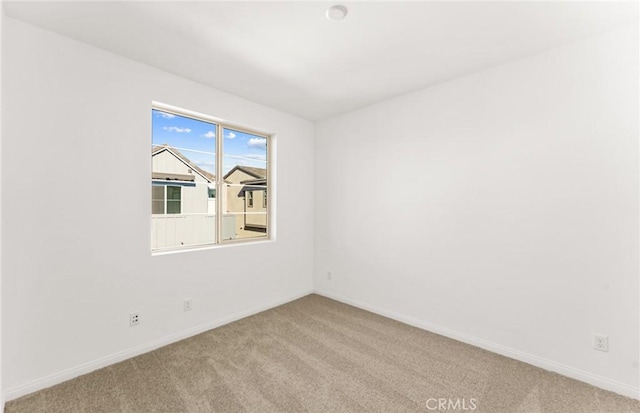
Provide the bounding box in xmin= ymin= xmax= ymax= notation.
xmin=151 ymin=102 xmax=272 ymax=253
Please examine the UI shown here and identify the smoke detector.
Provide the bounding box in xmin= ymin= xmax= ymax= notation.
xmin=326 ymin=5 xmax=348 ymax=22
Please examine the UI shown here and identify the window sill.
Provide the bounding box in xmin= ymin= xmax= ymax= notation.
xmin=151 ymin=238 xmax=274 ymax=256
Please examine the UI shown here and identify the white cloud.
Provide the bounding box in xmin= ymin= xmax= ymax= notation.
xmin=203 ymin=131 xmax=216 ymax=139
xmin=247 ymin=137 xmax=267 ymax=147
xmin=157 ymin=112 xmax=175 ymax=119
xmin=225 ymin=131 xmax=237 ymax=139
xmin=163 ymin=126 xmax=191 ymax=133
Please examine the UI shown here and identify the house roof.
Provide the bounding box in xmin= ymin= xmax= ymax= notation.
xmin=152 ymin=172 xmax=195 ymax=182
xmin=241 ymin=178 xmax=266 ymax=185
xmin=223 ymin=165 xmax=267 ymax=181
xmin=152 ymin=144 xmax=216 ymax=182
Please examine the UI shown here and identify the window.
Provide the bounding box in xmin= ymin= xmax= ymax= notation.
xmin=152 ymin=185 xmax=181 ymax=215
xmin=151 ymin=104 xmax=270 ymax=251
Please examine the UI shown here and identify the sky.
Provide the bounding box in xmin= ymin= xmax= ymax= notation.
xmin=152 ymin=109 xmax=267 ymax=175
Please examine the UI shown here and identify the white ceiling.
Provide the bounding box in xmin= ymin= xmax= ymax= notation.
xmin=4 ymin=1 xmax=638 ymax=120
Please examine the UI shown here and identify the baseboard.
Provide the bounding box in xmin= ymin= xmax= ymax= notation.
xmin=5 ymin=289 xmax=637 ymax=402
xmin=3 ymin=289 xmax=314 ymax=402
xmin=315 ymin=289 xmax=640 ymax=400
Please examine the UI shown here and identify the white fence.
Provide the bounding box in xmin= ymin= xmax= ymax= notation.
xmin=151 ymin=214 xmax=216 ymax=250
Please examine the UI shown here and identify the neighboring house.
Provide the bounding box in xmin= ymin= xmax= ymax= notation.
xmin=151 ymin=144 xmax=217 ymax=249
xmin=152 ymin=144 xmax=216 ymax=213
xmin=223 ymin=166 xmax=268 ymax=237
xmin=151 ymin=145 xmax=267 ymax=249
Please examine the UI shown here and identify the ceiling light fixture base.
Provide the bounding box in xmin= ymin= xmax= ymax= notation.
xmin=326 ymin=5 xmax=348 ymax=22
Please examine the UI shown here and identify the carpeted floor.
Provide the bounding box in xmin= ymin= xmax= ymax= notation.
xmin=6 ymin=294 xmax=640 ymax=412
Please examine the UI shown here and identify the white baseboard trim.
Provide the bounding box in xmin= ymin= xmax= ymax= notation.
xmin=314 ymin=290 xmax=640 ymax=400
xmin=3 ymin=289 xmax=314 ymax=402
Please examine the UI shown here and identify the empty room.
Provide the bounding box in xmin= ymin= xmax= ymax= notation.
xmin=0 ymin=1 xmax=638 ymax=412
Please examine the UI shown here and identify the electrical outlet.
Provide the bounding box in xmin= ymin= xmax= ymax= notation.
xmin=593 ymin=335 xmax=608 ymax=352
xmin=130 ymin=312 xmax=140 ymax=327
xmin=184 ymin=298 xmax=193 ymax=312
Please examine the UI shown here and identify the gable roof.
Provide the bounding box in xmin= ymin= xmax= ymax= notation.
xmin=223 ymin=165 xmax=267 ymax=181
xmin=152 ymin=144 xmax=216 ymax=183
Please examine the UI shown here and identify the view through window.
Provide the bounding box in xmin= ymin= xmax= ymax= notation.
xmin=151 ymin=107 xmax=269 ymax=251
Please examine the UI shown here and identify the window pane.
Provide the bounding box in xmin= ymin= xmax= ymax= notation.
xmin=152 ymin=186 xmax=164 ymax=198
xmin=152 ymin=186 xmax=165 ymax=214
xmin=221 ymin=128 xmax=268 ymax=241
xmin=152 ymin=109 xmax=216 ymax=179
xmin=222 ymin=184 xmax=268 ymax=241
xmin=167 ymin=200 xmax=181 ymax=214
xmin=167 ymin=186 xmax=181 ymax=200
xmin=152 ymin=200 xmax=165 ymax=215
xmin=152 ymin=109 xmax=217 ymax=250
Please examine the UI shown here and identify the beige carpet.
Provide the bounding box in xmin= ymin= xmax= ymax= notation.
xmin=6 ymin=294 xmax=640 ymax=413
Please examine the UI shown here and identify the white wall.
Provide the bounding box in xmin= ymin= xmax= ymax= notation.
xmin=315 ymin=24 xmax=639 ymax=398
xmin=2 ymin=17 xmax=314 ymax=398
xmin=2 ymin=8 xmax=638 ymax=405
xmin=0 ymin=4 xmax=4 ymax=412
